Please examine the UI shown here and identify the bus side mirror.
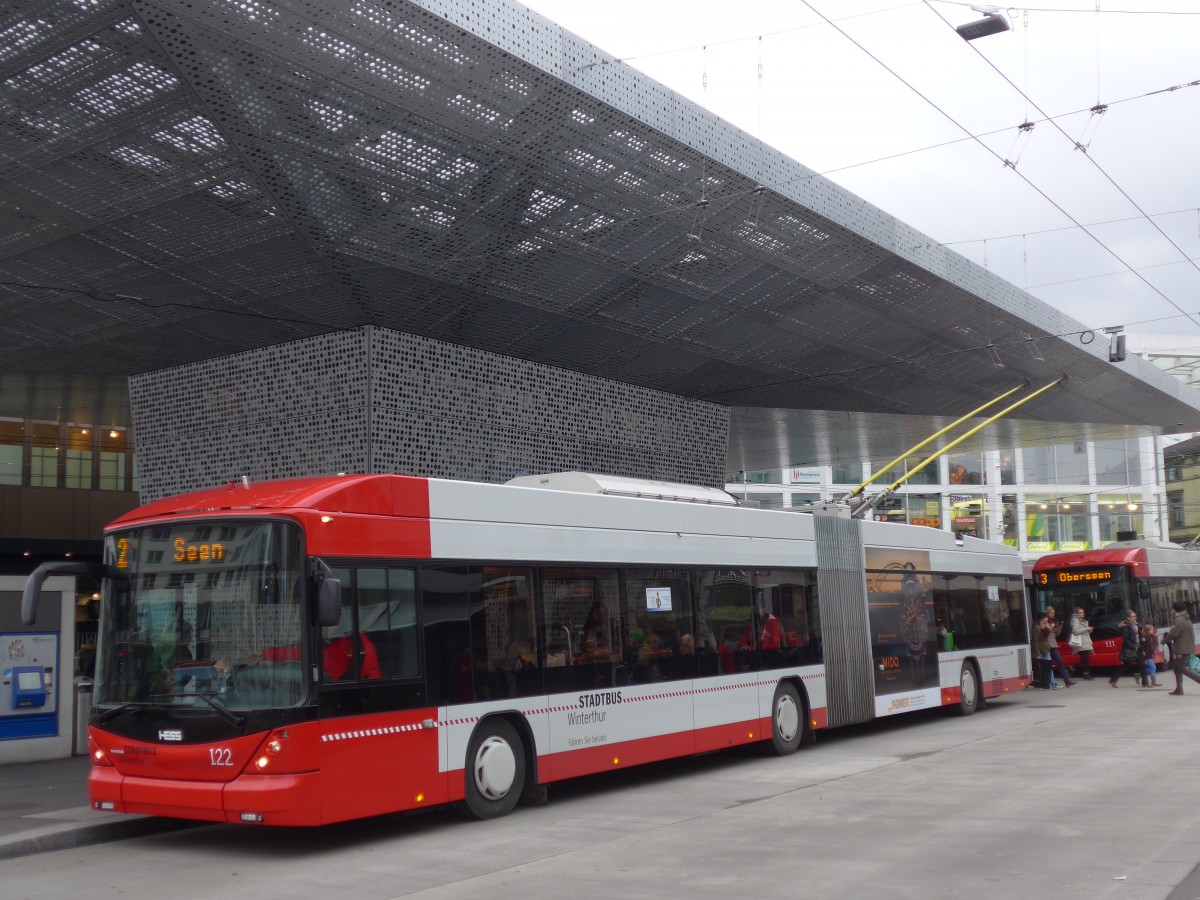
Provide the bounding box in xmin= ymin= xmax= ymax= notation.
xmin=1137 ymin=582 xmax=1150 ymax=601
xmin=317 ymin=577 xmax=342 ymax=627
xmin=22 ymin=561 xmax=91 ymax=625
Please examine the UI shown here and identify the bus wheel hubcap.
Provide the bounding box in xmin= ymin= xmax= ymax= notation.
xmin=474 ymin=736 xmax=517 ymax=801
xmin=776 ymin=695 xmax=799 ymax=743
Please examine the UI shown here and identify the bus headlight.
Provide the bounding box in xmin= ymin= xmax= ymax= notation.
xmin=88 ymin=736 xmax=112 ymax=766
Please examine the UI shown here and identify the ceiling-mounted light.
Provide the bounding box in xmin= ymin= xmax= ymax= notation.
xmin=956 ymin=6 xmax=1011 ymax=40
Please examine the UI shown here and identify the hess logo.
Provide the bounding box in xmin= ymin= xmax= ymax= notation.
xmin=158 ymin=730 xmax=183 ymax=742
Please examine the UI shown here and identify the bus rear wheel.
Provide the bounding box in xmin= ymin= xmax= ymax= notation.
xmin=954 ymin=662 xmax=980 ymax=716
xmin=461 ymin=718 xmax=526 ymax=819
xmin=768 ymin=681 xmax=805 ymax=755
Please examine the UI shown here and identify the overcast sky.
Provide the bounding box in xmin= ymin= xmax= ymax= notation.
xmin=519 ymin=0 xmax=1200 ymax=347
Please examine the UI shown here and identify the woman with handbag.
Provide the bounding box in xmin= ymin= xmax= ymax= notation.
xmin=1068 ymin=607 xmax=1095 ymax=680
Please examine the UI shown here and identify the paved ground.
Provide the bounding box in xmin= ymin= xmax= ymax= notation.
xmin=0 ymin=753 xmax=199 ymax=859
xmin=4 ymin=677 xmax=1200 ymax=899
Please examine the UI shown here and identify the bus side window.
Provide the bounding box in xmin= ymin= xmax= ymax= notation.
xmin=354 ymin=568 xmax=417 ymax=679
xmin=621 ymin=572 xmax=693 ymax=683
xmin=419 ymin=566 xmax=472 ymax=705
xmin=477 ymin=568 xmax=538 ymax=700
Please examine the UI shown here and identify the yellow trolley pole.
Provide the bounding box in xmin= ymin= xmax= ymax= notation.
xmin=851 ymin=376 xmax=1067 ymax=519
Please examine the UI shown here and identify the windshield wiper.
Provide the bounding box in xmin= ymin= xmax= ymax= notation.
xmin=95 ymin=702 xmax=141 ymax=724
xmin=189 ymin=691 xmax=245 ymax=728
xmin=147 ymin=692 xmax=245 ymax=728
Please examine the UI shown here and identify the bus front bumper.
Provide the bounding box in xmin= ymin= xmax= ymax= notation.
xmin=89 ymin=765 xmax=324 ymax=826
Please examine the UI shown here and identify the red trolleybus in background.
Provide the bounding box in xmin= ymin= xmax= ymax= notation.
xmin=23 ymin=472 xmax=1030 ymax=827
xmin=1031 ymin=540 xmax=1200 ymax=668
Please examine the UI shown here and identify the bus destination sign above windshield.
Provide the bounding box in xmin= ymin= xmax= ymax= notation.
xmin=114 ymin=537 xmax=226 ymax=569
xmin=1037 ymin=568 xmax=1112 ymax=585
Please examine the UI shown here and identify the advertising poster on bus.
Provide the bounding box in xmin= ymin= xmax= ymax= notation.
xmin=865 ymin=548 xmax=940 ymax=717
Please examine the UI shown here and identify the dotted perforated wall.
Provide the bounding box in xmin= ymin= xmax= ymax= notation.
xmin=130 ymin=329 xmax=369 ymax=501
xmin=131 ymin=327 xmax=728 ymax=501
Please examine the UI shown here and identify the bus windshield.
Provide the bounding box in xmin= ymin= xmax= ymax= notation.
xmin=95 ymin=519 xmax=306 ymax=710
xmin=1034 ymin=564 xmax=1133 ymax=639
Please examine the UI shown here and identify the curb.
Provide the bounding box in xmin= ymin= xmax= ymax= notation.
xmin=0 ymin=816 xmax=205 ymax=861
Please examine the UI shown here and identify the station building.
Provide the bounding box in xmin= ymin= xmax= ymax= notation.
xmin=3 ymin=0 xmax=1200 ymax=759
xmin=727 ymin=437 xmax=1161 ymax=553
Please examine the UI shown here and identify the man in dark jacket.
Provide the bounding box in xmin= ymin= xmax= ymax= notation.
xmin=1165 ymin=601 xmax=1195 ymax=696
xmin=1108 ymin=610 xmax=1141 ymax=688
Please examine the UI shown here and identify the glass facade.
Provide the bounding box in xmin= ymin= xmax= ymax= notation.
xmin=946 ymin=451 xmax=985 ymax=486
xmin=946 ymin=494 xmax=1016 ymax=543
xmin=832 ymin=462 xmax=864 ymax=484
xmin=871 ymin=457 xmax=938 ymax=487
xmin=100 ymin=428 xmax=129 ymax=491
xmin=1021 ymin=445 xmax=1053 ymax=483
xmin=1097 ymin=496 xmax=1144 ymax=545
xmin=1000 ymin=495 xmax=1018 ymax=546
xmin=0 ymin=417 xmax=136 ymax=492
xmin=743 ymin=470 xmax=782 ymax=485
xmin=1094 ymin=438 xmax=1142 ymax=485
xmin=1025 ymin=495 xmax=1091 ymax=551
xmin=725 ymin=438 xmax=1165 ymax=552
xmin=30 ymin=422 xmax=58 ymax=487
xmin=873 ymin=494 xmax=936 ymax=528
xmin=0 ymin=419 xmax=21 ymax=486
xmin=998 ymin=452 xmax=1016 ymax=486
xmin=1023 ymin=442 xmax=1088 ymax=485
xmin=948 ymin=495 xmax=987 ymax=539
xmin=65 ymin=425 xmax=92 ymax=489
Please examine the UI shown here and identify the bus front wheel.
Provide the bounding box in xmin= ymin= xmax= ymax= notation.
xmin=461 ymin=718 xmax=526 ymax=820
xmin=768 ymin=681 xmax=805 ymax=755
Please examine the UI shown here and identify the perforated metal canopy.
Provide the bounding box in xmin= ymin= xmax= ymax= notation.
xmin=2 ymin=0 xmax=1199 ymax=470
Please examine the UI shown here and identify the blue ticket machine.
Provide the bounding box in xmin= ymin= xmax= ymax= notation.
xmin=12 ymin=667 xmax=49 ymax=708
xmin=0 ymin=634 xmax=59 ymax=740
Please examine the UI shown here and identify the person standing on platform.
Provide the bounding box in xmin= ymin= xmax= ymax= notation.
xmin=1068 ymin=607 xmax=1095 ymax=680
xmin=1164 ymin=601 xmax=1195 ymax=696
xmin=1032 ymin=612 xmax=1060 ymax=690
xmin=1138 ymin=624 xmax=1159 ymax=687
xmin=1108 ymin=610 xmax=1141 ymax=688
xmin=1045 ymin=606 xmax=1074 ymax=687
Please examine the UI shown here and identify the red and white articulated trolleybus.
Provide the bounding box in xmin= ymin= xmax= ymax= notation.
xmin=23 ymin=472 xmax=1030 ymax=826
xmin=1031 ymin=540 xmax=1200 ymax=668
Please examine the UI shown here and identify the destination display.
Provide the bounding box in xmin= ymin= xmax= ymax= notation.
xmin=1036 ymin=567 xmax=1113 ymax=586
xmin=114 ymin=535 xmax=225 ymax=568
xmin=108 ymin=521 xmax=285 ymax=577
